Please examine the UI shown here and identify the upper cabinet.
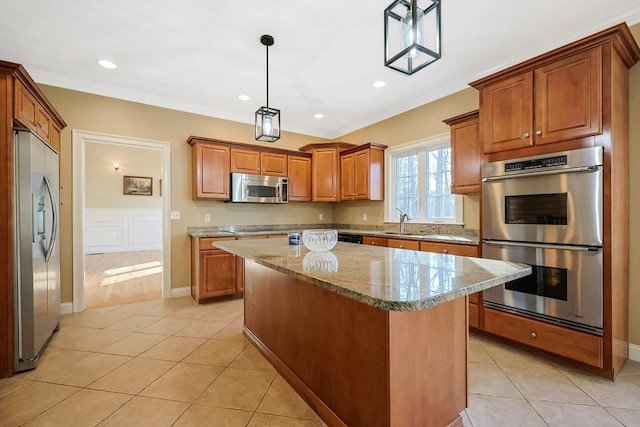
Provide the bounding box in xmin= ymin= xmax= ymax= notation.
xmin=287 ymin=155 xmax=312 ymax=202
xmin=188 ymin=137 xmax=310 ymax=201
xmin=230 ymin=148 xmax=288 ymax=176
xmin=192 ymin=141 xmax=230 ymax=200
xmin=299 ymin=142 xmax=355 ymax=202
xmin=12 ymin=75 xmax=66 ymax=151
xmin=339 ymin=143 xmax=386 ymax=201
xmin=475 ymin=46 xmax=602 ymax=154
xmin=443 ymin=111 xmax=484 ymax=194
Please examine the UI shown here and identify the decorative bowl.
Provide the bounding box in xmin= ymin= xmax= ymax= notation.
xmin=302 ymin=229 xmax=338 ymax=252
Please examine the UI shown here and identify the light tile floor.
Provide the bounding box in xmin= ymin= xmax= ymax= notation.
xmin=0 ymin=296 xmax=638 ymax=426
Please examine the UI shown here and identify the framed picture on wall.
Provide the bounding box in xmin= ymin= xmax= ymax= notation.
xmin=123 ymin=175 xmax=153 ymax=196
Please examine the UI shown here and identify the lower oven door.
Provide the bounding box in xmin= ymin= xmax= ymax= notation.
xmin=482 ymin=240 xmax=603 ymax=334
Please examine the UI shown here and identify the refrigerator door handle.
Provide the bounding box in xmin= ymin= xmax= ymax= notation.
xmin=43 ymin=175 xmax=57 ymax=263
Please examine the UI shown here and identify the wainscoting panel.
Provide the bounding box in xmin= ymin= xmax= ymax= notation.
xmin=85 ymin=208 xmax=162 ymax=254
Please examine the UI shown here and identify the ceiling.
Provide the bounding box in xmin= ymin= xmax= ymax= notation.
xmin=1 ymin=1 xmax=638 ymax=139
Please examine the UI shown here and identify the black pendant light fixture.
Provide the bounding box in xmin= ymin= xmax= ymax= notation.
xmin=255 ymin=34 xmax=280 ymax=142
xmin=384 ymin=0 xmax=441 ymax=75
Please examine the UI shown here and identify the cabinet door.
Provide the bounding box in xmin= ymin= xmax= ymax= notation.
xmin=231 ymin=148 xmax=261 ymax=174
xmin=193 ymin=143 xmax=230 ymax=200
xmin=451 ymin=118 xmax=482 ymax=193
xmin=200 ymin=250 xmax=237 ymax=298
xmin=312 ymin=148 xmax=339 ymax=201
xmin=287 ymin=155 xmax=311 ymax=202
xmin=340 ymin=153 xmax=355 ymax=200
xmin=419 ymin=242 xmax=479 ymax=257
xmin=480 ymin=72 xmax=534 ymax=153
xmin=50 ymin=124 xmax=61 ymax=153
xmin=261 ymin=152 xmax=287 ymax=176
xmin=533 ymin=47 xmax=602 ymax=145
xmin=35 ymin=104 xmax=52 ymax=141
xmin=354 ymin=150 xmax=370 ymax=200
xmin=14 ymin=80 xmax=38 ymax=132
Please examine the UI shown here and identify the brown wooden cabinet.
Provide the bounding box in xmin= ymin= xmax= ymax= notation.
xmin=287 ymin=155 xmax=312 ymax=202
xmin=230 ymin=148 xmax=261 ymax=174
xmin=339 ymin=144 xmax=386 ymax=201
xmin=419 ymin=241 xmax=479 ymax=257
xmin=299 ymin=142 xmax=355 ymax=202
xmin=444 ymin=111 xmax=484 ymax=194
xmin=191 ymin=237 xmax=242 ymax=303
xmin=363 ymin=236 xmax=388 ymax=247
xmin=475 ymin=46 xmax=602 ymax=154
xmin=13 ymin=79 xmax=62 ymax=150
xmin=192 ymin=142 xmax=230 ymax=200
xmin=470 ymin=24 xmax=640 ymax=379
xmin=261 ymin=152 xmax=287 ymax=176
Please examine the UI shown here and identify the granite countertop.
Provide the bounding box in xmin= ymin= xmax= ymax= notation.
xmin=215 ymin=238 xmax=530 ymax=312
xmin=189 ymin=227 xmax=480 ymax=245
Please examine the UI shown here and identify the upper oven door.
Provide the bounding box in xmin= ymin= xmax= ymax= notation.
xmin=482 ymin=147 xmax=603 ymax=246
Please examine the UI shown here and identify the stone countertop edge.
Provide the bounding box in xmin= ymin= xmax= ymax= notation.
xmin=214 ymin=239 xmax=531 ymax=312
xmin=189 ymin=228 xmax=480 ymax=245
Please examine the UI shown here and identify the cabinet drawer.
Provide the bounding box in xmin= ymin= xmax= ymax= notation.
xmin=468 ymin=292 xmax=480 ymax=305
xmin=387 ymin=239 xmax=420 ymax=250
xmin=363 ymin=236 xmax=388 ymax=247
xmin=199 ymin=237 xmax=235 ymax=251
xmin=420 ymin=242 xmax=478 ymax=257
xmin=484 ymin=308 xmax=602 ymax=368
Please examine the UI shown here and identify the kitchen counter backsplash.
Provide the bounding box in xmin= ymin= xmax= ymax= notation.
xmin=188 ymin=223 xmax=479 ymax=242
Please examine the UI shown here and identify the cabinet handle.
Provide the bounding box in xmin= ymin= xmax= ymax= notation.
xmin=443 ymin=249 xmax=448 ymax=253
xmin=536 ymin=130 xmax=542 ymax=136
xmin=400 ymin=245 xmax=404 ymax=248
xmin=371 ymin=242 xmax=376 ymax=245
xmin=531 ymin=332 xmax=537 ymax=338
xmin=523 ymin=132 xmax=530 ymax=138
xmin=211 ymin=242 xmax=216 ymax=247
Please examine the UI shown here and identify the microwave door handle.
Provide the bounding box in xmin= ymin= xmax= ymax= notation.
xmin=483 ymin=240 xmax=601 ymax=252
xmin=482 ymin=165 xmax=600 ymax=182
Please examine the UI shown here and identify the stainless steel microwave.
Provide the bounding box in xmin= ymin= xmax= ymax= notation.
xmin=231 ymin=173 xmax=288 ymax=204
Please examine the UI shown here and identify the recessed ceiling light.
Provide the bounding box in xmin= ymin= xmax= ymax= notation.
xmin=372 ymin=81 xmax=386 ymax=88
xmin=98 ymin=59 xmax=117 ymax=69
xmin=238 ymin=94 xmax=251 ymax=101
xmin=314 ymin=113 xmax=325 ymax=119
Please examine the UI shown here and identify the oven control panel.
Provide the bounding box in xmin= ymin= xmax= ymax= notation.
xmin=505 ymin=155 xmax=568 ymax=172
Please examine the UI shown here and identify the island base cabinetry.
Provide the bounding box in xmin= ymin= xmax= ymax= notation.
xmin=243 ymin=261 xmax=467 ymax=427
xmin=191 ymin=237 xmax=242 ymax=303
xmin=483 ymin=308 xmax=603 ymax=369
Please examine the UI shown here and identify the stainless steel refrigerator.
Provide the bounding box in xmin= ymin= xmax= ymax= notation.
xmin=14 ymin=130 xmax=60 ymax=372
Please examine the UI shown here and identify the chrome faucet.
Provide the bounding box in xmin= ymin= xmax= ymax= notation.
xmin=396 ymin=208 xmax=411 ymax=233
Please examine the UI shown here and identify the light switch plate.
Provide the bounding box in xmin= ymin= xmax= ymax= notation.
xmin=363 ymin=213 xmax=368 ymax=221
xmin=318 ymin=213 xmax=324 ymax=220
xmin=171 ymin=211 xmax=180 ymax=220
xmin=204 ymin=214 xmax=211 ymax=223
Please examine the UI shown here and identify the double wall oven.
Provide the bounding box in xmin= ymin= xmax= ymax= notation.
xmin=482 ymin=147 xmax=604 ymax=335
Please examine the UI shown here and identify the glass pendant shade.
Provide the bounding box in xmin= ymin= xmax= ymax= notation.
xmin=385 ymin=0 xmax=441 ymax=75
xmin=255 ymin=106 xmax=281 ymax=142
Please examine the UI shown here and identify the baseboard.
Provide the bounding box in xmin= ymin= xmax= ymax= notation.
xmin=171 ymin=287 xmax=191 ymax=298
xmin=629 ymin=343 xmax=640 ymax=362
xmin=60 ymin=302 xmax=73 ymax=315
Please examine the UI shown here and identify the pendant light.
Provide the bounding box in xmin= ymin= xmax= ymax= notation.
xmin=255 ymin=34 xmax=281 ymax=142
xmin=384 ymin=0 xmax=441 ymax=75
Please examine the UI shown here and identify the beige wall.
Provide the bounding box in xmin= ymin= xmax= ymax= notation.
xmin=85 ymin=142 xmax=162 ymax=208
xmin=39 ymin=85 xmax=332 ymax=302
xmin=40 ymin=22 xmax=639 ymax=347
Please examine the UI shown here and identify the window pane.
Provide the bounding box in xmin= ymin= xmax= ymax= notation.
xmin=396 ymin=154 xmax=419 ymax=218
xmin=425 ymin=147 xmax=453 ymax=219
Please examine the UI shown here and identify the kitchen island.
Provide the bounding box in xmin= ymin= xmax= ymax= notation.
xmin=215 ymin=239 xmax=530 ymax=427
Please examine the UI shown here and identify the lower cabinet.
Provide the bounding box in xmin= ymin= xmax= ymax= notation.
xmin=484 ymin=308 xmax=603 ymax=368
xmin=191 ymin=237 xmax=243 ymax=303
xmin=387 ymin=238 xmax=420 ymax=250
xmin=363 ymin=236 xmax=388 ymax=247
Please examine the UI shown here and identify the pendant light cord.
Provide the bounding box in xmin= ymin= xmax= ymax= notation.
xmin=265 ymin=43 xmax=269 ymax=109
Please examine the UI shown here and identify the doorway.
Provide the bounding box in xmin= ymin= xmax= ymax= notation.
xmin=72 ymin=131 xmax=171 ymax=312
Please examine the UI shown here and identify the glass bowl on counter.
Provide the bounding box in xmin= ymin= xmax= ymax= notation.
xmin=302 ymin=229 xmax=338 ymax=252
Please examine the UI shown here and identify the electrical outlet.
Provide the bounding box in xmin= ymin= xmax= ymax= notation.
xmin=318 ymin=213 xmax=324 ymax=220
xmin=204 ymin=214 xmax=211 ymax=223
xmin=363 ymin=213 xmax=368 ymax=221
xmin=170 ymin=211 xmax=180 ymax=220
